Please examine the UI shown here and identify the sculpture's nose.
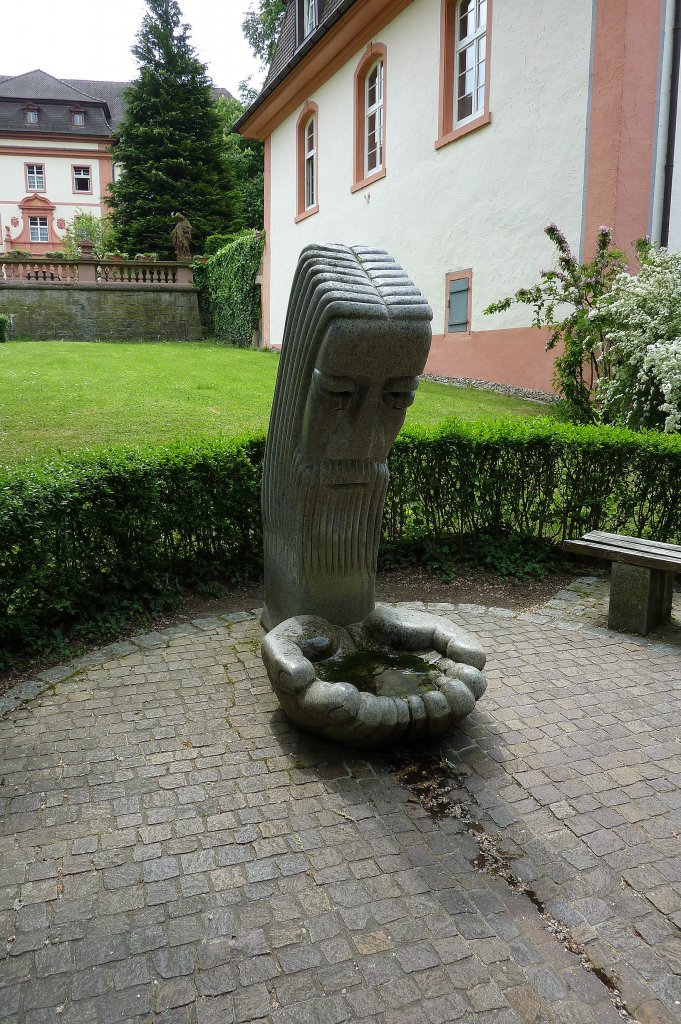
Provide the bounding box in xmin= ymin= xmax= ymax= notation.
xmin=344 ymin=388 xmax=387 ymax=460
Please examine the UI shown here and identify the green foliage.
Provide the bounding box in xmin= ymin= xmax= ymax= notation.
xmin=107 ymin=0 xmax=233 ymax=257
xmin=204 ymin=231 xmax=264 ymax=345
xmin=242 ymin=0 xmax=287 ymax=68
xmin=485 ymin=224 xmax=628 ymax=423
xmin=0 ymin=314 xmax=8 ymax=343
xmin=0 ymin=438 xmax=264 ymax=666
xmin=215 ymin=96 xmax=264 ymax=232
xmin=592 ymin=243 xmax=681 ymax=432
xmin=204 ymin=231 xmax=248 ymax=257
xmin=379 ymin=534 xmax=571 ymax=583
xmin=61 ymin=211 xmax=116 ymax=259
xmin=2 ymin=418 xmax=679 ymax=665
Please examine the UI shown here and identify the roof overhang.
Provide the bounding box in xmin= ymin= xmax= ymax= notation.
xmin=236 ymin=0 xmax=414 ymax=139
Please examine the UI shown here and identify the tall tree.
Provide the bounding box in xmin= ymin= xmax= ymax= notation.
xmin=242 ymin=0 xmax=287 ymax=70
xmin=108 ymin=0 xmax=232 ymax=258
xmin=216 ymin=95 xmax=264 ymax=232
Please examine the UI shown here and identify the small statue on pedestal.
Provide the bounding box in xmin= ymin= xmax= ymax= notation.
xmin=170 ymin=213 xmax=192 ymax=260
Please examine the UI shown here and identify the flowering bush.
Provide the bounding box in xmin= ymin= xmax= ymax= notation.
xmin=593 ymin=245 xmax=681 ymax=433
xmin=485 ymin=224 xmax=627 ymax=422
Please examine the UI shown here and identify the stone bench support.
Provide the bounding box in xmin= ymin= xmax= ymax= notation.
xmin=608 ymin=562 xmax=675 ymax=636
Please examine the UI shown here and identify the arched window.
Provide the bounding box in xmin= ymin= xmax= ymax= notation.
xmin=352 ymin=43 xmax=387 ymax=193
xmin=437 ymin=0 xmax=491 ymax=149
xmin=364 ymin=59 xmax=384 ymax=176
xmin=295 ymin=102 xmax=319 ymax=222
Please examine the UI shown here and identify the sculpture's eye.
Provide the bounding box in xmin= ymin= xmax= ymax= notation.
xmin=313 ymin=370 xmax=355 ymax=410
xmin=384 ymin=390 xmax=416 ymax=410
xmin=384 ymin=377 xmax=419 ymax=410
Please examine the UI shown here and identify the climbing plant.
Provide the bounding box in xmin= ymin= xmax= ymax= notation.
xmin=205 ymin=230 xmax=264 ymax=345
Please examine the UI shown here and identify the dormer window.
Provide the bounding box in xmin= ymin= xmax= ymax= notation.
xmin=23 ymin=106 xmax=39 ymax=125
xmin=304 ymin=0 xmax=317 ymax=36
xmin=71 ymin=109 xmax=86 ymax=127
xmin=297 ymin=0 xmax=321 ymax=45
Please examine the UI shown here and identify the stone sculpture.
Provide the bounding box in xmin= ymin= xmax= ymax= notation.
xmin=261 ymin=244 xmax=486 ymax=746
xmin=170 ymin=213 xmax=192 ymax=260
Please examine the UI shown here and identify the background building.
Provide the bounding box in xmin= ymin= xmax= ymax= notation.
xmin=238 ymin=0 xmax=680 ymax=394
xmin=0 ymin=69 xmax=232 ymax=258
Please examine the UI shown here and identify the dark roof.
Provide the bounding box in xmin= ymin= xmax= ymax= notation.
xmin=236 ymin=0 xmax=359 ymax=131
xmin=65 ymin=79 xmax=129 ymax=127
xmin=0 ymin=69 xmax=104 ymax=105
xmin=0 ymin=71 xmax=234 ymax=136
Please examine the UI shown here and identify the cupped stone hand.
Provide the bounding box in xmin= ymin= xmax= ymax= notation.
xmin=261 ymin=605 xmax=486 ymax=748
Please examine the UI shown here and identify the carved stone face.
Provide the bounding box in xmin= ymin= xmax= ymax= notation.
xmin=297 ymin=321 xmax=425 ymax=474
xmin=261 ymin=244 xmax=433 ymax=632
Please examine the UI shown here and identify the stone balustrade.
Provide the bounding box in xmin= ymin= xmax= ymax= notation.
xmin=0 ymin=256 xmax=193 ymax=288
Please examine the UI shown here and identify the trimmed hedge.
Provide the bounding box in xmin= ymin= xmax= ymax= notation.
xmin=1 ymin=418 xmax=679 ymax=662
xmin=0 ymin=313 xmax=9 ymax=343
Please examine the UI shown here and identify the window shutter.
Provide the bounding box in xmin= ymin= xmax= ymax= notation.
xmin=448 ymin=277 xmax=469 ymax=332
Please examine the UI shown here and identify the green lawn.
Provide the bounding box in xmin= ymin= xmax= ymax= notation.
xmin=0 ymin=341 xmax=556 ymax=467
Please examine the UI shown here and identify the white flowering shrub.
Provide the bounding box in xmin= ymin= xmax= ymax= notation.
xmin=594 ymin=246 xmax=681 ymax=432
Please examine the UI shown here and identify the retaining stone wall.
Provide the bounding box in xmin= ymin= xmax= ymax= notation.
xmin=0 ymin=283 xmax=203 ymax=341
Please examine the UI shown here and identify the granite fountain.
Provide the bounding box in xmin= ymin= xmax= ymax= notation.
xmin=260 ymin=243 xmax=486 ymax=747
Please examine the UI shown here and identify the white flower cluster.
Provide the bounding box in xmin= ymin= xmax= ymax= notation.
xmin=643 ymin=338 xmax=681 ymax=432
xmin=594 ymin=247 xmax=681 ymax=432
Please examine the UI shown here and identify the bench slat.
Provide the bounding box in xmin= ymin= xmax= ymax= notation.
xmin=583 ymin=531 xmax=681 ymax=556
xmin=563 ymin=538 xmax=681 ymax=573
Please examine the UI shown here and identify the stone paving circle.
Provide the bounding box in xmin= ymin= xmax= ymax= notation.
xmin=1 ymin=576 xmax=680 ymax=1024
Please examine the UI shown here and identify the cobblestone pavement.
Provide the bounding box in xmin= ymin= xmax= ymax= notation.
xmin=1 ymin=580 xmax=680 ymax=1024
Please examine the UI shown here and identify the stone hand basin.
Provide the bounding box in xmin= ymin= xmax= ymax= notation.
xmin=261 ymin=604 xmax=486 ymax=747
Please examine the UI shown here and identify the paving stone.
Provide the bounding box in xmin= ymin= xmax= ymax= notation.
xmin=1 ymin=592 xmax=679 ymax=1024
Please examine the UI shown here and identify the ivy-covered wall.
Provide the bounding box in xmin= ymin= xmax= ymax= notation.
xmin=200 ymin=230 xmax=264 ymax=345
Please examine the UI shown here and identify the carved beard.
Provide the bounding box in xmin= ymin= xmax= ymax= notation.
xmin=292 ymin=451 xmax=389 ymax=580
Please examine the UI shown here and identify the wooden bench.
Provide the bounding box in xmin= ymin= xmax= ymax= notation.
xmin=563 ymin=530 xmax=680 ymax=636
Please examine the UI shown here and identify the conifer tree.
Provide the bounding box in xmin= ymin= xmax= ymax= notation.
xmin=108 ymin=0 xmax=232 ymax=258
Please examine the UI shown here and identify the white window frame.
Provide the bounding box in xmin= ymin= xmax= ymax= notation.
xmin=72 ymin=111 xmax=85 ymax=126
xmin=364 ymin=58 xmax=384 ymax=177
xmin=304 ymin=116 xmax=316 ymax=210
xmin=73 ymin=166 xmax=92 ymax=193
xmin=24 ymin=109 xmax=39 ymax=124
xmin=455 ymin=0 xmax=487 ymax=126
xmin=29 ymin=216 xmax=48 ymax=243
xmin=303 ymin=0 xmax=317 ymax=38
xmin=26 ymin=164 xmax=45 ymax=191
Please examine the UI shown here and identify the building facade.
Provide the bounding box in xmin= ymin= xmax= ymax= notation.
xmin=238 ymin=0 xmax=680 ymax=393
xmin=0 ymin=71 xmax=127 ymax=255
xmin=0 ymin=70 xmax=233 ymax=259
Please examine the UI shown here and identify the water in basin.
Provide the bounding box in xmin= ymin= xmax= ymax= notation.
xmin=316 ymin=648 xmax=440 ymax=698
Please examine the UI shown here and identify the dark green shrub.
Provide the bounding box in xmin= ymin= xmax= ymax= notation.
xmin=1 ymin=418 xmax=679 ymax=665
xmin=0 ymin=314 xmax=8 ymax=343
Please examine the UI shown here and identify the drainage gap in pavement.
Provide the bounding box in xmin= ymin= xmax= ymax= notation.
xmin=386 ymin=751 xmax=640 ymax=1024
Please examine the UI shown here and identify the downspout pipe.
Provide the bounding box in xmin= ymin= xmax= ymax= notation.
xmin=661 ymin=0 xmax=681 ymax=246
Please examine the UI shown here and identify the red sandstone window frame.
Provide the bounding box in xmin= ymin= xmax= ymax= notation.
xmin=436 ymin=0 xmax=492 ymax=151
xmin=72 ymin=164 xmax=93 ymax=195
xmin=25 ymin=163 xmax=46 ymax=193
xmin=295 ymin=101 xmax=319 ymax=223
xmin=445 ymin=270 xmax=473 ymax=335
xmin=352 ymin=43 xmax=387 ymax=193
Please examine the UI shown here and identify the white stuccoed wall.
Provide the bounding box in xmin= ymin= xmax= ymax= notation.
xmin=0 ymin=144 xmax=104 ymax=250
xmin=267 ymin=0 xmax=594 ymax=346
